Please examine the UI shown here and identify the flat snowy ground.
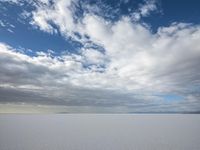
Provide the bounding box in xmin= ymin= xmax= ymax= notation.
xmin=0 ymin=114 xmax=200 ymax=150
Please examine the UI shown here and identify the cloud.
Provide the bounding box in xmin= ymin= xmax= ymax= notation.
xmin=0 ymin=0 xmax=200 ymax=112
xmin=30 ymin=0 xmax=77 ymax=37
xmin=0 ymin=20 xmax=6 ymax=27
xmin=0 ymin=0 xmax=21 ymax=3
xmin=131 ymin=0 xmax=158 ymax=21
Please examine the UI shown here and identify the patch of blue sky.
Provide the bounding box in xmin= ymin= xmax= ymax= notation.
xmin=0 ymin=1 xmax=81 ymax=56
xmin=161 ymin=94 xmax=184 ymax=102
xmin=1 ymin=0 xmax=200 ymax=57
xmin=144 ymin=0 xmax=200 ymax=33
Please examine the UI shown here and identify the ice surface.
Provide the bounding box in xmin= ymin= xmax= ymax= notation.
xmin=0 ymin=114 xmax=200 ymax=150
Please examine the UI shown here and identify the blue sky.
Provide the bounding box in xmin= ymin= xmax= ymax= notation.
xmin=0 ymin=0 xmax=200 ymax=113
xmin=1 ymin=0 xmax=200 ymax=54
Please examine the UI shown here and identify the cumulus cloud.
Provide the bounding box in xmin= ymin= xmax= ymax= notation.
xmin=0 ymin=0 xmax=200 ymax=112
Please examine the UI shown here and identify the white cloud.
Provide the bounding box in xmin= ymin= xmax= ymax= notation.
xmin=31 ymin=0 xmax=77 ymax=37
xmin=132 ymin=0 xmax=158 ymax=21
xmin=31 ymin=9 xmax=56 ymax=33
xmin=0 ymin=0 xmax=20 ymax=3
xmin=139 ymin=0 xmax=157 ymax=16
xmin=82 ymin=48 xmax=106 ymax=65
xmin=28 ymin=0 xmax=200 ymax=96
xmin=0 ymin=0 xmax=200 ymax=112
xmin=7 ymin=28 xmax=14 ymax=33
xmin=0 ymin=20 xmax=6 ymax=27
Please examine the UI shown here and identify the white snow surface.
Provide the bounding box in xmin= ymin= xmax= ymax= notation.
xmin=0 ymin=114 xmax=200 ymax=150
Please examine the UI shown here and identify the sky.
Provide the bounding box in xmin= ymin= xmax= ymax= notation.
xmin=0 ymin=0 xmax=200 ymax=113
